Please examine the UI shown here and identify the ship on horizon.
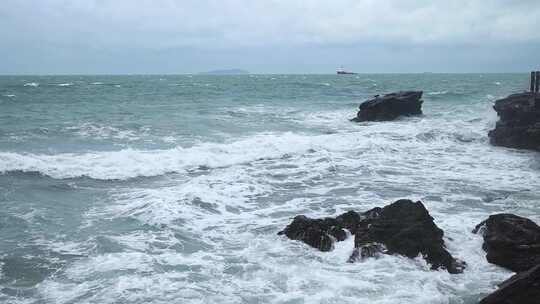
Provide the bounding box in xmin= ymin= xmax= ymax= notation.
xmin=337 ymin=66 xmax=356 ymax=75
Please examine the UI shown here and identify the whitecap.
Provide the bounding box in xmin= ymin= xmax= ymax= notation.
xmin=66 ymin=123 xmax=141 ymax=141
xmin=24 ymin=82 xmax=39 ymax=87
xmin=57 ymin=83 xmax=73 ymax=87
xmin=428 ymin=90 xmax=448 ymax=95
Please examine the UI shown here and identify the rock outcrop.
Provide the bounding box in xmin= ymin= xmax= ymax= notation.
xmin=351 ymin=91 xmax=423 ymax=122
xmin=488 ymin=92 xmax=540 ymax=151
xmin=277 ymin=209 xmax=379 ymax=251
xmin=279 ymin=199 xmax=464 ymax=274
xmin=479 ymin=264 xmax=540 ymax=304
xmin=350 ymin=199 xmax=465 ymax=274
xmin=473 ymin=213 xmax=540 ymax=272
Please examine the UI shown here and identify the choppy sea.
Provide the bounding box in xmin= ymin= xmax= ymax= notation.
xmin=0 ymin=74 xmax=539 ymax=304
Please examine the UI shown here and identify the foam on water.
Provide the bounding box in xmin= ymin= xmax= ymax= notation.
xmin=1 ymin=74 xmax=538 ymax=304
xmin=428 ymin=90 xmax=448 ymax=95
xmin=30 ymin=120 xmax=539 ymax=303
xmin=65 ymin=123 xmax=145 ymax=141
xmin=0 ymin=131 xmax=355 ymax=180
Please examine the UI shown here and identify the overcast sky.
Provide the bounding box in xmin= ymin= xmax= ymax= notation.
xmin=1 ymin=0 xmax=539 ymax=74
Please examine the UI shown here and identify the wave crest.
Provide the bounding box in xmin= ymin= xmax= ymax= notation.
xmin=0 ymin=132 xmax=329 ymax=180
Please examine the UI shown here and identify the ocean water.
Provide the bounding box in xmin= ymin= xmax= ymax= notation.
xmin=0 ymin=74 xmax=539 ymax=304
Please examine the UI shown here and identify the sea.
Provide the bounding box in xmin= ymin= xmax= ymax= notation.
xmin=0 ymin=74 xmax=539 ymax=304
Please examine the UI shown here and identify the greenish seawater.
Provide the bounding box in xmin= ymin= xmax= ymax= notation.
xmin=0 ymin=74 xmax=539 ymax=303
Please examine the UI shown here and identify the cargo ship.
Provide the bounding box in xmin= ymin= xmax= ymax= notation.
xmin=337 ymin=66 xmax=356 ymax=75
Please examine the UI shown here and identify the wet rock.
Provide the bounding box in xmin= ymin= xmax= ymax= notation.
xmin=348 ymin=243 xmax=388 ymax=263
xmin=278 ymin=209 xmax=379 ymax=251
xmin=277 ymin=215 xmax=341 ymax=251
xmin=279 ymin=200 xmax=464 ymax=274
xmin=351 ymin=199 xmax=465 ymax=274
xmin=488 ymin=92 xmax=540 ymax=151
xmin=473 ymin=213 xmax=540 ymax=272
xmin=479 ymin=264 xmax=540 ymax=304
xmin=351 ymin=91 xmax=423 ymax=122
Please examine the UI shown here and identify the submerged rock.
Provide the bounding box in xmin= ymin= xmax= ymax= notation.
xmin=351 ymin=91 xmax=423 ymax=122
xmin=488 ymin=92 xmax=540 ymax=151
xmin=350 ymin=199 xmax=465 ymax=274
xmin=473 ymin=213 xmax=540 ymax=272
xmin=479 ymin=264 xmax=540 ymax=304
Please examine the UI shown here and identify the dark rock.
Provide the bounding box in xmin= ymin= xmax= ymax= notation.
xmin=479 ymin=264 xmax=540 ymax=304
xmin=351 ymin=199 xmax=465 ymax=274
xmin=488 ymin=92 xmax=540 ymax=151
xmin=348 ymin=243 xmax=388 ymax=263
xmin=351 ymin=91 xmax=423 ymax=122
xmin=278 ymin=208 xmax=380 ymax=251
xmin=473 ymin=213 xmax=540 ymax=272
xmin=278 ymin=215 xmax=346 ymax=251
xmin=279 ymin=200 xmax=464 ymax=274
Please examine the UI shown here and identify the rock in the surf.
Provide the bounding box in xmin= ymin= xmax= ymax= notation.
xmin=280 ymin=199 xmax=464 ymax=274
xmin=351 ymin=91 xmax=423 ymax=122
xmin=479 ymin=264 xmax=540 ymax=304
xmin=349 ymin=199 xmax=465 ymax=274
xmin=488 ymin=92 xmax=540 ymax=151
xmin=278 ymin=209 xmax=380 ymax=251
xmin=473 ymin=213 xmax=540 ymax=272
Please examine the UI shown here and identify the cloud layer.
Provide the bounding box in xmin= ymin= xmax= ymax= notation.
xmin=1 ymin=0 xmax=539 ymax=73
xmin=3 ymin=0 xmax=540 ymax=48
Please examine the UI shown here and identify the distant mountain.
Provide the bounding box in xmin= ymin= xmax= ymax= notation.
xmin=199 ymin=69 xmax=249 ymax=75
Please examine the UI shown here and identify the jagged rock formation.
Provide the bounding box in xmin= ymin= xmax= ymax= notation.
xmin=488 ymin=92 xmax=540 ymax=151
xmin=279 ymin=199 xmax=464 ymax=273
xmin=277 ymin=209 xmax=379 ymax=251
xmin=349 ymin=199 xmax=465 ymax=274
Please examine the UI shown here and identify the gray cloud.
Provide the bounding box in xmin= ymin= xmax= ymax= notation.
xmin=1 ymin=0 xmax=539 ymax=73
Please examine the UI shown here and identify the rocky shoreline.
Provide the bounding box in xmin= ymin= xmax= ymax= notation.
xmin=280 ymin=90 xmax=540 ymax=302
xmin=279 ymin=200 xmax=540 ymax=303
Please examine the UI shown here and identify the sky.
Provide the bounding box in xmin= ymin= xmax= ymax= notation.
xmin=1 ymin=0 xmax=540 ymax=74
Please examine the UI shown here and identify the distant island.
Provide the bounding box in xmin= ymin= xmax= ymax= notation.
xmin=199 ymin=69 xmax=249 ymax=75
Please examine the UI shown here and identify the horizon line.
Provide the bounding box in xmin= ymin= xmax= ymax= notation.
xmin=0 ymin=71 xmax=532 ymax=77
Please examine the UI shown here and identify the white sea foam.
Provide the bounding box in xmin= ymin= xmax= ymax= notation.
xmin=57 ymin=83 xmax=73 ymax=87
xmin=24 ymin=82 xmax=39 ymax=87
xmin=1 ymin=111 xmax=538 ymax=187
xmin=38 ymin=196 xmax=522 ymax=304
xmin=0 ymin=132 xmax=348 ymax=180
xmin=66 ymin=123 xmax=143 ymax=141
xmin=428 ymin=90 xmax=448 ymax=95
